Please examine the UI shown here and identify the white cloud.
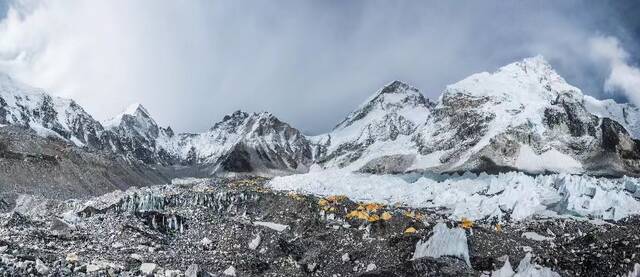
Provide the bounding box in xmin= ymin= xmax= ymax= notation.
xmin=0 ymin=0 xmax=211 ymax=128
xmin=0 ymin=1 xmax=637 ymax=133
xmin=589 ymin=36 xmax=640 ymax=106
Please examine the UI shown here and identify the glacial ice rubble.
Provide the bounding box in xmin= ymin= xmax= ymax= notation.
xmin=490 ymin=257 xmax=515 ymax=277
xmin=269 ymin=169 xmax=640 ymax=221
xmin=485 ymin=253 xmax=560 ymax=277
xmin=411 ymin=222 xmax=560 ymax=276
xmin=412 ymin=223 xmax=471 ymax=266
xmin=512 ymin=253 xmax=560 ymax=277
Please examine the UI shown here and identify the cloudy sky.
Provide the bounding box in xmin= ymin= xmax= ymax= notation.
xmin=0 ymin=1 xmax=639 ymax=134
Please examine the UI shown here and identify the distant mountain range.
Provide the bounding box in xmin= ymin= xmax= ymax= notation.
xmin=1 ymin=56 xmax=639 ymax=183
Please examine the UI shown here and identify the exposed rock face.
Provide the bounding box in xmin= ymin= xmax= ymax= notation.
xmin=592 ymin=118 xmax=640 ymax=175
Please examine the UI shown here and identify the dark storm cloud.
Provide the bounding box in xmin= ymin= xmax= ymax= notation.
xmin=0 ymin=0 xmax=638 ymax=134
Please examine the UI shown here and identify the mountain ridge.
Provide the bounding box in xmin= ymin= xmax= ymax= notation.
xmin=2 ymin=55 xmax=640 ymax=177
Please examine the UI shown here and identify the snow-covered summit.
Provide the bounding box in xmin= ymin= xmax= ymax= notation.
xmin=334 ymin=80 xmax=432 ymax=131
xmin=103 ymin=103 xmax=156 ymax=130
xmin=124 ymin=102 xmax=150 ymax=116
xmin=444 ymin=55 xmax=581 ymax=105
xmin=412 ymin=56 xmax=640 ymax=175
xmin=313 ymin=80 xmax=434 ymax=169
xmin=210 ymin=110 xmax=252 ymax=132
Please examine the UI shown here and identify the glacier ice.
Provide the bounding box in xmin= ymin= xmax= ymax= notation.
xmin=269 ymin=169 xmax=640 ymax=221
xmin=412 ymin=223 xmax=470 ymax=267
xmin=514 ymin=253 xmax=560 ymax=277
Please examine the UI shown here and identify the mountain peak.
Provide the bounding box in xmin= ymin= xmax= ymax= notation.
xmin=521 ymin=55 xmax=550 ymax=68
xmin=333 ymin=80 xmax=431 ymax=131
xmin=252 ymin=111 xmax=278 ymax=121
xmin=221 ymin=110 xmax=250 ymax=122
xmin=210 ymin=110 xmax=251 ymax=131
xmin=103 ymin=103 xmax=157 ymax=130
xmin=362 ymin=80 xmax=422 ymax=105
xmin=499 ymin=55 xmax=560 ymax=80
xmin=216 ymin=110 xmax=279 ymax=126
xmin=446 ymin=55 xmax=581 ymax=101
xmin=120 ymin=103 xmax=153 ymax=119
xmin=378 ymin=80 xmax=416 ymax=95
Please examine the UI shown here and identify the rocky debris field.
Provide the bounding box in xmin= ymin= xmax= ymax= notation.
xmin=1 ymin=177 xmax=640 ymax=276
xmin=0 ymin=125 xmax=168 ymax=203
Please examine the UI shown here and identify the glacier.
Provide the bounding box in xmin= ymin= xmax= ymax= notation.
xmin=269 ymin=169 xmax=640 ymax=221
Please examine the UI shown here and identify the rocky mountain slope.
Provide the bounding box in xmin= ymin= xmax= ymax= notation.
xmin=0 ymin=125 xmax=168 ymax=207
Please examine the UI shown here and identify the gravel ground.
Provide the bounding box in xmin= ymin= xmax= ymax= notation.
xmin=0 ymin=177 xmax=639 ymax=276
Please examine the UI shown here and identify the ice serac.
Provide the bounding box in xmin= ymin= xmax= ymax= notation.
xmin=413 ymin=55 xmax=640 ymax=176
xmin=314 ymin=80 xmax=434 ymax=172
xmin=102 ymin=103 xmax=175 ymax=164
xmin=160 ymin=110 xmax=313 ymax=176
xmin=0 ymin=73 xmax=107 ymax=148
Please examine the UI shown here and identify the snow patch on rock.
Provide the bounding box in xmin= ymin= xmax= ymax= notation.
xmin=521 ymin=232 xmax=554 ymax=242
xmin=253 ymin=221 xmax=289 ymax=232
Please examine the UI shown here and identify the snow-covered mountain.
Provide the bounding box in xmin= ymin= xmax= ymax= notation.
xmin=102 ymin=103 xmax=175 ymax=164
xmin=410 ymin=56 xmax=640 ymax=175
xmin=158 ymin=110 xmax=313 ymax=175
xmin=1 ymin=55 xmax=640 ymax=177
xmin=584 ymin=96 xmax=640 ymax=138
xmin=0 ymin=71 xmax=313 ymax=176
xmin=312 ymin=80 xmax=434 ymax=170
xmin=100 ymin=104 xmax=313 ymax=175
xmin=310 ymin=56 xmax=640 ymax=176
xmin=0 ymin=73 xmax=106 ymax=148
